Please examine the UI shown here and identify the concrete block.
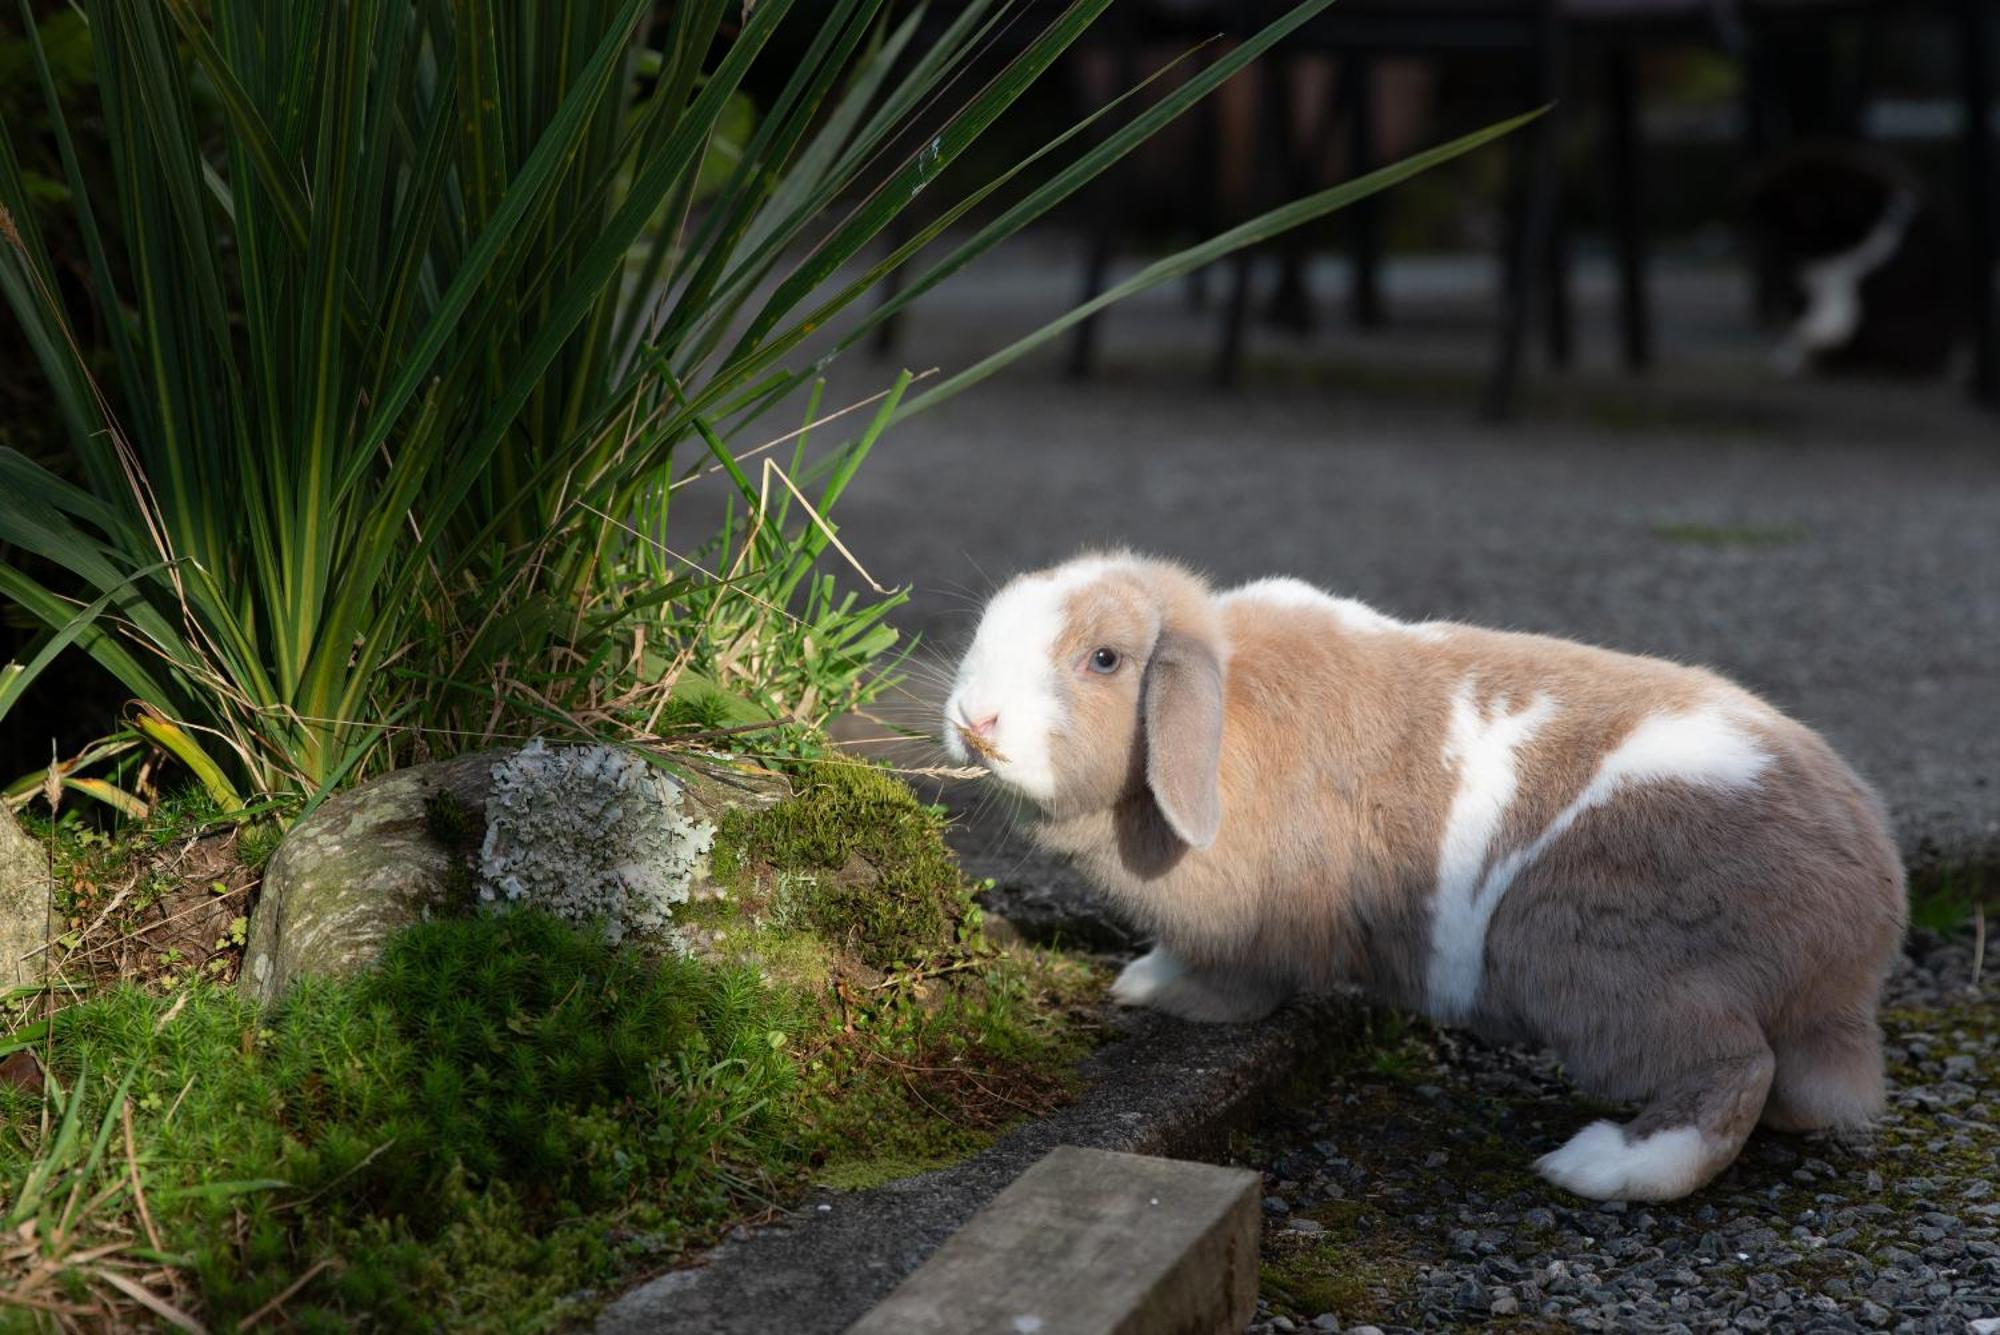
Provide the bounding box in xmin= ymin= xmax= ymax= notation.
xmin=848 ymin=1145 xmax=1260 ymax=1335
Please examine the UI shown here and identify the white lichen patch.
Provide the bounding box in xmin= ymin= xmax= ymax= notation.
xmin=479 ymin=739 xmax=715 ymax=947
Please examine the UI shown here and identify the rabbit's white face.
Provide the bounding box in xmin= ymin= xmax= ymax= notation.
xmin=945 ymin=556 xmax=1223 ymax=852
xmin=944 ymin=562 xmax=1122 ymax=802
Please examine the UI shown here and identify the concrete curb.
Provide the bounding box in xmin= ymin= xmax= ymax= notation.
xmin=595 ymin=1001 xmax=1347 ymax=1335
xmin=850 ymin=1146 xmax=1260 ymax=1335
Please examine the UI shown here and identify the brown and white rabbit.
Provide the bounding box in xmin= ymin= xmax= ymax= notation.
xmin=943 ymin=553 xmax=1905 ymax=1202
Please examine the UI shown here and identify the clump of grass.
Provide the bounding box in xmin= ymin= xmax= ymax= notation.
xmin=1907 ymin=865 xmax=1991 ymax=936
xmin=1260 ymin=1200 xmax=1416 ymax=1321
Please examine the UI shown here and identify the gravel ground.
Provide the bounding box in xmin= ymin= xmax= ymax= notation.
xmin=668 ymin=248 xmax=1999 ymax=1331
xmin=1237 ymin=931 xmax=1999 ymax=1334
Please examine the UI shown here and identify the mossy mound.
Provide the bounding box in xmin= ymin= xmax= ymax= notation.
xmin=712 ymin=761 xmax=969 ymax=970
xmin=3 ymin=762 xmax=1105 ymax=1332
xmin=0 ymin=910 xmax=793 ymax=1331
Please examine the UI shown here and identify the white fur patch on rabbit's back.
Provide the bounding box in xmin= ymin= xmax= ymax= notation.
xmin=1222 ymin=577 xmax=1447 ymax=640
xmin=1424 ymin=688 xmax=1775 ymax=1021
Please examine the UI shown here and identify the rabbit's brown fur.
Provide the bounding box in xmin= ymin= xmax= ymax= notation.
xmin=944 ymin=554 xmax=1905 ymax=1201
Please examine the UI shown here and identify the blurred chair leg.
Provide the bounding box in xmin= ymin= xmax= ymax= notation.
xmin=1067 ymin=35 xmax=1138 ymax=379
xmin=1215 ymin=251 xmax=1255 ymax=386
xmin=1187 ymin=52 xmax=1221 ymax=313
xmin=1268 ymin=55 xmax=1329 ymax=337
xmin=1545 ymin=182 xmax=1574 ymax=368
xmin=1487 ymin=134 xmax=1534 ymax=418
xmin=1607 ymin=44 xmax=1652 ymax=371
xmin=1960 ymin=0 xmax=1998 ymax=407
xmin=1484 ymin=3 xmax=1567 ymax=420
xmin=1345 ymin=54 xmax=1386 ymax=330
xmin=1741 ymin=17 xmax=1786 ymax=324
xmin=1067 ymin=212 xmax=1115 ymax=379
xmin=1216 ymin=49 xmax=1290 ymax=383
xmin=869 ymin=217 xmax=912 ymax=359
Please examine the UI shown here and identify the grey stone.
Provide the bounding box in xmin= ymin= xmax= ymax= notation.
xmin=0 ymin=803 xmax=51 ymax=992
xmin=849 ymin=1146 xmax=1258 ymax=1335
xmin=240 ymin=749 xmax=787 ymax=1007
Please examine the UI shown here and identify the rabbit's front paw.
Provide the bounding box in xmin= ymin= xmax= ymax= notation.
xmin=1111 ymin=947 xmax=1289 ymax=1024
xmin=1110 ymin=946 xmax=1187 ymax=1008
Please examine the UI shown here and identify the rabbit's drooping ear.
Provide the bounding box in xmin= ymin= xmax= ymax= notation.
xmin=1142 ymin=629 xmax=1225 ymax=849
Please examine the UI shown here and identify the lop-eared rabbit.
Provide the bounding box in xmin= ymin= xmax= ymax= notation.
xmin=943 ymin=554 xmax=1904 ymax=1201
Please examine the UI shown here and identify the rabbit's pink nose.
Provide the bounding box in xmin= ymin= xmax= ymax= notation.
xmin=964 ymin=712 xmax=999 ymax=739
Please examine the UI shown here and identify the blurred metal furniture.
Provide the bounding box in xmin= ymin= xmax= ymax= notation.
xmin=1066 ymin=1 xmax=1778 ymax=417
xmin=1072 ymin=0 xmax=1584 ymax=417
xmin=1062 ymin=0 xmax=1997 ymax=411
xmin=870 ymin=0 xmax=1996 ymax=409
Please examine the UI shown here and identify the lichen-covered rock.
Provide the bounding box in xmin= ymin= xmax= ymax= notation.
xmin=479 ymin=740 xmax=714 ymax=946
xmin=1 ymin=803 xmax=51 ymax=992
xmin=241 ymin=748 xmax=786 ymax=1008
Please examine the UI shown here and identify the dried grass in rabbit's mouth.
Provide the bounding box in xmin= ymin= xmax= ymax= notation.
xmin=955 ymin=723 xmax=1009 ymax=766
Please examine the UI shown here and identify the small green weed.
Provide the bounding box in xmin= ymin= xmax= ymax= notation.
xmin=1907 ymin=865 xmax=1991 ymax=935
xmin=1650 ymin=520 xmax=1808 ymax=549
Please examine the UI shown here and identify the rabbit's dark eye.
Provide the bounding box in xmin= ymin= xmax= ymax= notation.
xmin=1087 ymin=647 xmax=1121 ymax=675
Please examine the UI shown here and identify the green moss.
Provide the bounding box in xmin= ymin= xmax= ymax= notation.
xmin=1261 ymin=1200 xmax=1419 ymax=1320
xmin=652 ymin=688 xmax=740 ymax=736
xmin=713 ymin=762 xmax=969 ymax=969
xmin=7 ymin=911 xmax=796 ymax=1331
xmin=422 ymin=789 xmax=486 ymax=914
xmin=813 ymin=1150 xmax=969 ymax=1192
